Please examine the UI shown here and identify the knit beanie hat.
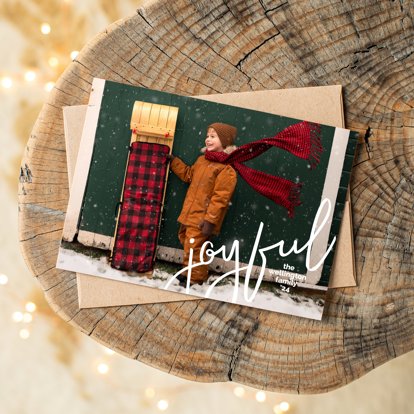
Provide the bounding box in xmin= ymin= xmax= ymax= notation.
xmin=208 ymin=123 xmax=237 ymax=148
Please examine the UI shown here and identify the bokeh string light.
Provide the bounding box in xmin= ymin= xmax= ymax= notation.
xmin=0 ymin=16 xmax=81 ymax=94
xmin=5 ymin=290 xmax=296 ymax=413
xmin=90 ymin=344 xmax=294 ymax=413
xmin=0 ymin=273 xmax=9 ymax=285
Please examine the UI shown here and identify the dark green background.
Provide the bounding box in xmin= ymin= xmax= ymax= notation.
xmin=79 ymin=80 xmax=357 ymax=286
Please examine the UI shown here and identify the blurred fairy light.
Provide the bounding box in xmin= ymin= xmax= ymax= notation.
xmin=12 ymin=312 xmax=24 ymax=322
xmin=97 ymin=363 xmax=109 ymax=374
xmin=0 ymin=273 xmax=9 ymax=284
xmin=279 ymin=402 xmax=290 ymax=412
xmin=25 ymin=302 xmax=37 ymax=313
xmin=233 ymin=386 xmax=245 ymax=398
xmin=19 ymin=329 xmax=30 ymax=339
xmin=145 ymin=387 xmax=156 ymax=398
xmin=48 ymin=57 xmax=59 ymax=68
xmin=103 ymin=347 xmax=115 ymax=355
xmin=157 ymin=400 xmax=169 ymax=411
xmin=40 ymin=23 xmax=51 ymax=35
xmin=273 ymin=402 xmax=291 ymax=413
xmin=45 ymin=82 xmax=55 ymax=92
xmin=255 ymin=390 xmax=266 ymax=402
xmin=1 ymin=77 xmax=13 ymax=89
xmin=24 ymin=71 xmax=36 ymax=82
xmin=70 ymin=50 xmax=79 ymax=60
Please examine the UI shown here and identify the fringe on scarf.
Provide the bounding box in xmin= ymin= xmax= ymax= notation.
xmin=307 ymin=122 xmax=323 ymax=169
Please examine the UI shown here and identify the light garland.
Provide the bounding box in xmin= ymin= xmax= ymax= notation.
xmin=40 ymin=23 xmax=51 ymax=35
xmin=12 ymin=311 xmax=24 ymax=322
xmin=0 ymin=273 xmax=9 ymax=285
xmin=45 ymin=82 xmax=55 ymax=92
xmin=70 ymin=50 xmax=79 ymax=60
xmin=25 ymin=302 xmax=37 ymax=312
xmin=157 ymin=400 xmax=169 ymax=411
xmin=9 ymin=294 xmax=37 ymax=340
xmin=255 ymin=390 xmax=267 ymax=402
xmin=233 ymin=386 xmax=246 ymax=398
xmin=231 ymin=385 xmax=293 ymax=412
xmin=97 ymin=363 xmax=109 ymax=374
xmin=1 ymin=19 xmax=78 ymax=94
xmin=103 ymin=347 xmax=115 ymax=356
xmin=24 ymin=70 xmax=36 ymax=82
xmin=1 ymin=77 xmax=13 ymax=89
xmin=48 ymin=57 xmax=60 ymax=68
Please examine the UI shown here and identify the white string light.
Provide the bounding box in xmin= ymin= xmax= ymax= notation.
xmin=48 ymin=57 xmax=59 ymax=68
xmin=25 ymin=302 xmax=37 ymax=312
xmin=70 ymin=50 xmax=79 ymax=60
xmin=40 ymin=23 xmax=51 ymax=35
xmin=97 ymin=363 xmax=109 ymax=374
xmin=280 ymin=402 xmax=290 ymax=412
xmin=103 ymin=347 xmax=115 ymax=355
xmin=233 ymin=386 xmax=245 ymax=398
xmin=44 ymin=82 xmax=55 ymax=92
xmin=157 ymin=400 xmax=168 ymax=411
xmin=12 ymin=311 xmax=24 ymax=322
xmin=255 ymin=390 xmax=266 ymax=402
xmin=24 ymin=71 xmax=36 ymax=82
xmin=1 ymin=77 xmax=13 ymax=89
xmin=0 ymin=273 xmax=9 ymax=284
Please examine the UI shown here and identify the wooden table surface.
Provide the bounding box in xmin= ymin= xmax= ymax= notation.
xmin=18 ymin=0 xmax=414 ymax=393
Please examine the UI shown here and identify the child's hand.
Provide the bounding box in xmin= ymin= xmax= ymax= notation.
xmin=200 ymin=220 xmax=214 ymax=237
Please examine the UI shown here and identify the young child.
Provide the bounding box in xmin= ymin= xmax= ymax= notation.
xmin=170 ymin=123 xmax=238 ymax=287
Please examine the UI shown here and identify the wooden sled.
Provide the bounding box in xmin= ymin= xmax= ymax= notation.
xmin=110 ymin=101 xmax=179 ymax=274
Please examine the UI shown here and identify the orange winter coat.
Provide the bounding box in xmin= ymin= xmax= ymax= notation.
xmin=170 ymin=153 xmax=237 ymax=235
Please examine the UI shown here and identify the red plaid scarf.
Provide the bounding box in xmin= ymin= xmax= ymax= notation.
xmin=204 ymin=121 xmax=322 ymax=218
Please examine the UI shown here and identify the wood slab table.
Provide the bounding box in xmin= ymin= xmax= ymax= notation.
xmin=18 ymin=0 xmax=414 ymax=393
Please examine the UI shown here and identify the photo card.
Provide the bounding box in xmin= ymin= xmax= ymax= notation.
xmin=57 ymin=78 xmax=358 ymax=320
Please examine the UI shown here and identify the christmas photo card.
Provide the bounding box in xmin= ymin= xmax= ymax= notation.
xmin=57 ymin=78 xmax=358 ymax=320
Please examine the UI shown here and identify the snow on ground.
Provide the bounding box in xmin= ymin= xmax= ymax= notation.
xmin=57 ymin=247 xmax=324 ymax=320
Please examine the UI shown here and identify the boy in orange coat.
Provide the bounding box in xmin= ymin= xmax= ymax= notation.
xmin=170 ymin=123 xmax=238 ymax=286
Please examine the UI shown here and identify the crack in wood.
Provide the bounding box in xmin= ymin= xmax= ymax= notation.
xmin=137 ymin=8 xmax=153 ymax=29
xmin=20 ymin=227 xmax=63 ymax=243
xmin=168 ymin=302 xmax=202 ymax=374
xmin=259 ymin=0 xmax=289 ymax=15
xmin=19 ymin=163 xmax=32 ymax=183
xmin=227 ymin=318 xmax=260 ymax=381
xmin=236 ymin=32 xmax=279 ymax=70
xmin=88 ymin=311 xmax=111 ymax=336
xmin=133 ymin=305 xmax=164 ymax=359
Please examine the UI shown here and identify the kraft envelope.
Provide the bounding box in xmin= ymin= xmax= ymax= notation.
xmin=63 ymin=85 xmax=356 ymax=309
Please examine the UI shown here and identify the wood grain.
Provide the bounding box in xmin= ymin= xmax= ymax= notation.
xmin=18 ymin=0 xmax=414 ymax=393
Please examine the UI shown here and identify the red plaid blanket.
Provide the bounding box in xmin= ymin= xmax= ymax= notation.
xmin=111 ymin=142 xmax=170 ymax=272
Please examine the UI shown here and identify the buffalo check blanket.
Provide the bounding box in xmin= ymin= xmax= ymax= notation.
xmin=111 ymin=141 xmax=170 ymax=272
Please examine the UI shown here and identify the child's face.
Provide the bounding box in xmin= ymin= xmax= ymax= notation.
xmin=205 ymin=128 xmax=224 ymax=152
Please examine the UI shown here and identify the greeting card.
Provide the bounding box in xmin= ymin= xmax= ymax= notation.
xmin=57 ymin=78 xmax=358 ymax=320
